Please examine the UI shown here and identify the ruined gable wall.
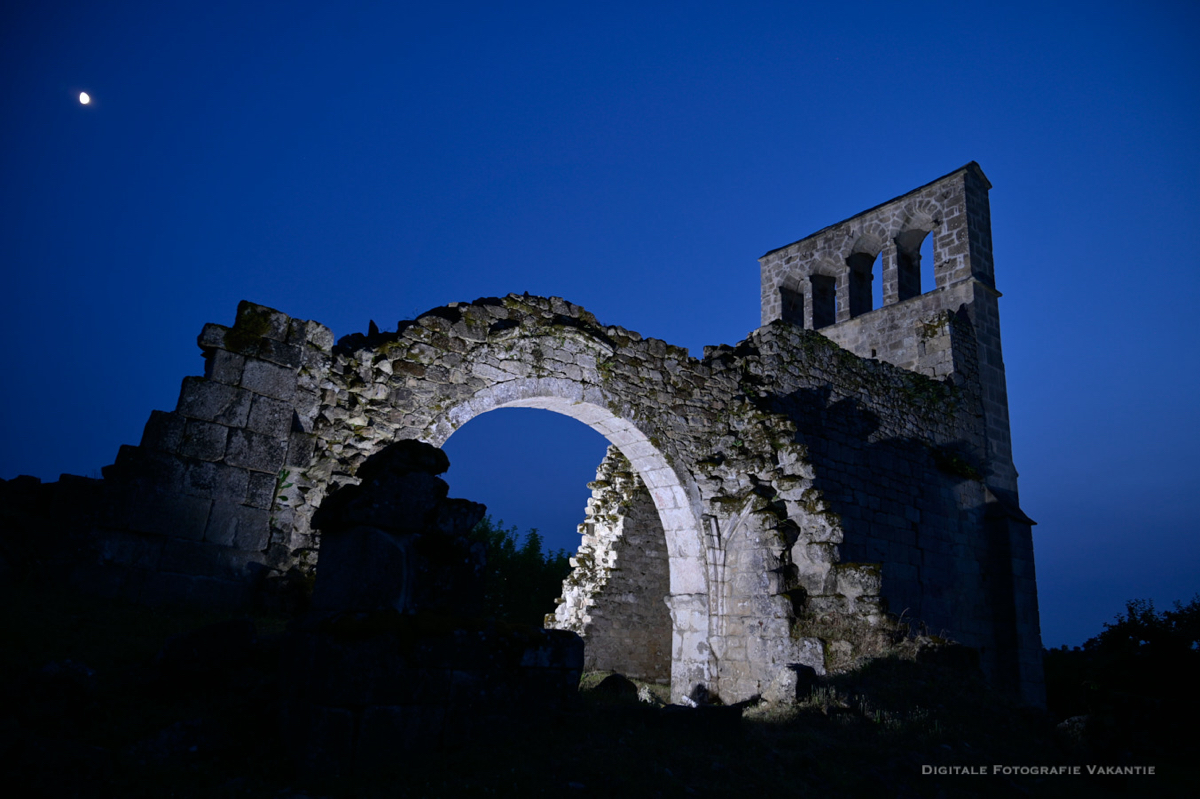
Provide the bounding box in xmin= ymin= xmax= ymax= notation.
xmin=550 ymin=447 xmax=671 ymax=684
xmin=66 ymin=302 xmax=333 ymax=607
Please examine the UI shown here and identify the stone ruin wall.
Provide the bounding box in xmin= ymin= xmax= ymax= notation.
xmin=753 ymin=163 xmax=1039 ymax=694
xmin=30 ymin=309 xmax=337 ymax=608
xmin=297 ymin=294 xmax=854 ymax=701
xmin=54 ymin=290 xmax=1030 ymax=702
xmin=550 ymin=447 xmax=671 ymax=684
xmin=0 ymin=163 xmax=1044 ymax=706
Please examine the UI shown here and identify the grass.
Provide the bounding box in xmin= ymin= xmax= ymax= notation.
xmin=0 ymin=578 xmax=1190 ymax=798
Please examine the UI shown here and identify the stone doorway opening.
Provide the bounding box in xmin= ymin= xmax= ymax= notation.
xmin=429 ymin=389 xmax=710 ymax=699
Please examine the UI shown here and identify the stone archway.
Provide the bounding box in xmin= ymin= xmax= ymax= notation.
xmin=430 ymin=387 xmax=711 ymax=698
xmin=101 ymin=294 xmax=901 ymax=705
xmin=273 ymin=294 xmax=875 ymax=704
xmin=292 ymin=296 xmax=721 ymax=701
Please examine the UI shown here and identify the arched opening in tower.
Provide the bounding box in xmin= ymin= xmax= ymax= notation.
xmin=895 ymin=228 xmax=936 ymax=299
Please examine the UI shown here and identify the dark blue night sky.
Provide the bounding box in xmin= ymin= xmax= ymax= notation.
xmin=3 ymin=1 xmax=1198 ymax=648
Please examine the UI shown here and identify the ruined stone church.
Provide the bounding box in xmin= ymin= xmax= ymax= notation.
xmin=33 ymin=163 xmax=1044 ymax=706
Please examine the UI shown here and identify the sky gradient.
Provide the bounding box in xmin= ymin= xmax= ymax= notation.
xmin=3 ymin=1 xmax=1197 ymax=647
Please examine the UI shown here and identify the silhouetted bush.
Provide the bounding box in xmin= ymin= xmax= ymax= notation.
xmin=1044 ymin=595 xmax=1200 ymax=756
xmin=468 ymin=515 xmax=572 ymax=626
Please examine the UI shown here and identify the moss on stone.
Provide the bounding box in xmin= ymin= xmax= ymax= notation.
xmin=837 ymin=562 xmax=882 ymax=576
xmin=918 ymin=316 xmax=949 ymax=340
xmin=711 ymin=495 xmax=746 ymax=512
xmin=931 ymin=447 xmax=983 ymax=481
xmin=224 ymin=304 xmax=273 ymax=353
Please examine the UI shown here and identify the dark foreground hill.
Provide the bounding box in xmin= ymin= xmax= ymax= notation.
xmin=0 ymin=577 xmax=1189 ymax=799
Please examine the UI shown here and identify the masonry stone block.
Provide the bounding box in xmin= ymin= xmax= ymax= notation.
xmin=253 ymin=338 xmax=303 ymax=369
xmin=242 ymin=359 xmax=297 ymax=401
xmin=289 ymin=318 xmax=334 ymax=350
xmin=139 ymin=410 xmax=185 ymax=453
xmin=112 ymin=445 xmax=186 ymax=491
xmin=177 ymin=376 xmax=252 ymax=427
xmin=127 ymin=490 xmax=211 ymax=540
xmin=197 ymin=323 xmax=228 ymax=351
xmin=291 ymin=391 xmax=320 ymax=429
xmin=285 ymin=432 xmax=317 ymax=469
xmin=269 ymin=506 xmax=296 ymax=544
xmin=205 ymin=349 xmax=245 ymax=385
xmin=178 ymin=419 xmax=229 ymax=462
xmin=225 ymin=428 xmax=288 ymax=474
xmin=285 ymin=316 xmax=309 ymax=343
xmin=246 ymin=395 xmax=295 ymax=438
xmin=182 ymin=461 xmax=250 ymax=504
xmin=674 ymin=630 xmax=710 ymax=661
xmin=205 ymin=500 xmax=272 ymax=550
xmin=234 ymin=300 xmax=291 ymax=341
xmin=245 ymin=471 xmax=277 ymax=509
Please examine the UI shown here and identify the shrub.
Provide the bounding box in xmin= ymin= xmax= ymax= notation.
xmin=468 ymin=515 xmax=572 ymax=626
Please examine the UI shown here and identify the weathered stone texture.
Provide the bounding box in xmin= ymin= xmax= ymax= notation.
xmin=550 ymin=447 xmax=672 ymax=683
xmin=758 ymin=163 xmax=1016 ymax=494
xmin=36 ymin=300 xmax=336 ymax=610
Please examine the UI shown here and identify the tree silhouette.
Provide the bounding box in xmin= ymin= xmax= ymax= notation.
xmin=469 ymin=515 xmax=572 ymax=627
xmin=1044 ymin=595 xmax=1200 ymax=755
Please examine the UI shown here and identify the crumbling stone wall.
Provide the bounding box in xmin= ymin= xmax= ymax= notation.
xmin=26 ymin=163 xmax=1043 ymax=707
xmin=755 ymin=163 xmax=1039 ymax=698
xmin=43 ymin=305 xmax=334 ymax=608
xmin=550 ymin=447 xmax=671 ymax=684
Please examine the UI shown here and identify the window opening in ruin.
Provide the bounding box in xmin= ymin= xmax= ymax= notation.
xmin=779 ymin=285 xmax=804 ymax=327
xmin=810 ymin=274 xmax=837 ymax=329
xmin=873 ymin=253 xmax=884 ymax=310
xmin=894 ymin=229 xmax=930 ymax=301
xmin=920 ymin=230 xmax=935 ymax=291
xmin=847 ymin=251 xmax=876 ymax=318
